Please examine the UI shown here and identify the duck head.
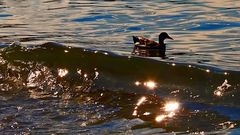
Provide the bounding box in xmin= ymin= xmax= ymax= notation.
xmin=159 ymin=32 xmax=173 ymax=45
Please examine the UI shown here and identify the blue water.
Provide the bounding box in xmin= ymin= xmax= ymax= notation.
xmin=189 ymin=21 xmax=240 ymax=31
xmin=0 ymin=0 xmax=240 ymax=134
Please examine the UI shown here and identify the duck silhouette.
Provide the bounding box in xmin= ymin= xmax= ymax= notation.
xmin=132 ymin=32 xmax=173 ymax=58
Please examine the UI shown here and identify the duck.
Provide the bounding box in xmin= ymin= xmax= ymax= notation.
xmin=132 ymin=32 xmax=173 ymax=58
xmin=132 ymin=32 xmax=173 ymax=49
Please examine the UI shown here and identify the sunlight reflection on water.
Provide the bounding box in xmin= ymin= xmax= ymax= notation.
xmin=0 ymin=0 xmax=240 ymax=134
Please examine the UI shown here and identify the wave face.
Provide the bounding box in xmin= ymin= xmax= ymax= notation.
xmin=0 ymin=42 xmax=239 ymax=134
xmin=1 ymin=0 xmax=240 ymax=71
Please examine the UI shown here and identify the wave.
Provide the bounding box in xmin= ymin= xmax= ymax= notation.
xmin=0 ymin=42 xmax=239 ymax=104
xmin=0 ymin=42 xmax=239 ymax=132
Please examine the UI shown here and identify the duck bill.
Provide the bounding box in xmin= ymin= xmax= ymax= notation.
xmin=167 ymin=35 xmax=174 ymax=40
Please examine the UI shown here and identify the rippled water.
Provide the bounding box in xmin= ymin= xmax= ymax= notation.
xmin=1 ymin=0 xmax=240 ymax=70
xmin=0 ymin=0 xmax=240 ymax=134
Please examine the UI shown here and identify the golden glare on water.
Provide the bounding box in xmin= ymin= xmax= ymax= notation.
xmin=134 ymin=80 xmax=157 ymax=90
xmin=136 ymin=96 xmax=147 ymax=106
xmin=132 ymin=110 xmax=137 ymax=116
xmin=214 ymin=90 xmax=223 ymax=97
xmin=144 ymin=81 xmax=157 ymax=89
xmin=135 ymin=81 xmax=141 ymax=86
xmin=213 ymin=79 xmax=231 ymax=97
xmin=77 ymin=69 xmax=81 ymax=75
xmin=164 ymin=101 xmax=180 ymax=112
xmin=155 ymin=101 xmax=180 ymax=123
xmin=167 ymin=112 xmax=175 ymax=118
xmin=132 ymin=96 xmax=147 ymax=116
xmin=58 ymin=69 xmax=68 ymax=77
xmin=155 ymin=115 xmax=167 ymax=122
xmin=94 ymin=71 xmax=99 ymax=79
xmin=155 ymin=112 xmax=176 ymax=122
xmin=143 ymin=112 xmax=151 ymax=116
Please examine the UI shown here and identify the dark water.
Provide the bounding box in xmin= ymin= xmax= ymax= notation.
xmin=0 ymin=0 xmax=240 ymax=134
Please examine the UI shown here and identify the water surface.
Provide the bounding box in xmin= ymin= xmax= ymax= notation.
xmin=0 ymin=0 xmax=240 ymax=134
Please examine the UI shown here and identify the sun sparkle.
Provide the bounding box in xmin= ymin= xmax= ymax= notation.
xmin=135 ymin=81 xmax=141 ymax=86
xmin=144 ymin=81 xmax=157 ymax=89
xmin=136 ymin=96 xmax=147 ymax=106
xmin=164 ymin=101 xmax=180 ymax=112
xmin=58 ymin=69 xmax=68 ymax=77
xmin=155 ymin=115 xmax=167 ymax=122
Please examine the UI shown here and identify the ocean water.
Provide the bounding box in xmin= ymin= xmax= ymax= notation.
xmin=0 ymin=0 xmax=240 ymax=134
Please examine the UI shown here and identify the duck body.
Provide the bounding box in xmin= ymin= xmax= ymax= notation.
xmin=132 ymin=32 xmax=173 ymax=57
xmin=132 ymin=36 xmax=160 ymax=47
xmin=133 ymin=32 xmax=172 ymax=48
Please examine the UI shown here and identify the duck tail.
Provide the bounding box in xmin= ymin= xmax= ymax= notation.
xmin=132 ymin=36 xmax=140 ymax=44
